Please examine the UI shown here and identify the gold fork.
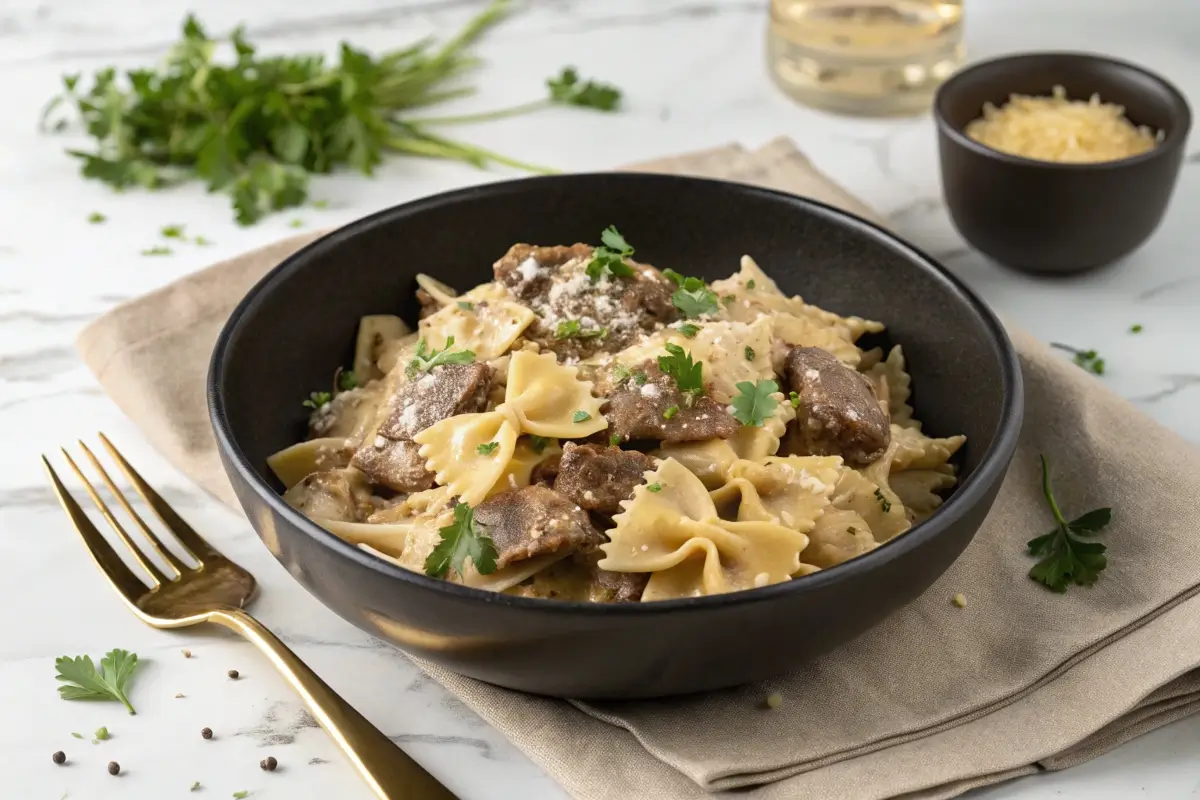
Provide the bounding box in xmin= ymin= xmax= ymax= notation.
xmin=44 ymin=434 xmax=457 ymax=800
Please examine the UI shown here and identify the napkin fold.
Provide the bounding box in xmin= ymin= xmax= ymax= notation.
xmin=77 ymin=137 xmax=1200 ymax=800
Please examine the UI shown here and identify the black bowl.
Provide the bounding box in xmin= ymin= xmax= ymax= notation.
xmin=935 ymin=51 xmax=1191 ymax=275
xmin=208 ymin=174 xmax=1023 ymax=698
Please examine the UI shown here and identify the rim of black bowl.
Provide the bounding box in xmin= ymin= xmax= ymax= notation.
xmin=935 ymin=50 xmax=1193 ymax=170
xmin=208 ymin=173 xmax=1024 ymax=616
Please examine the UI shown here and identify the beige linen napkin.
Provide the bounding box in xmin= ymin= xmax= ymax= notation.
xmin=77 ymin=138 xmax=1200 ymax=800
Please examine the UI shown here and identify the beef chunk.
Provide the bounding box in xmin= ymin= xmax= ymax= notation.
xmin=529 ymin=453 xmax=562 ymax=486
xmin=474 ymin=485 xmax=603 ymax=569
xmin=785 ymin=346 xmax=890 ymax=466
xmin=553 ymin=443 xmax=656 ymax=515
xmin=416 ymin=288 xmax=440 ymax=320
xmin=590 ymin=567 xmax=649 ymax=603
xmin=605 ymin=362 xmax=740 ymax=443
xmin=351 ymin=363 xmax=492 ymax=491
xmin=283 ymin=468 xmax=371 ymax=522
xmin=492 ymin=242 xmax=677 ymax=361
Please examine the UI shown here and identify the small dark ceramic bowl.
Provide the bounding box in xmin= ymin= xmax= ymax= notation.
xmin=208 ymin=174 xmax=1023 ymax=698
xmin=935 ymin=52 xmax=1191 ymax=274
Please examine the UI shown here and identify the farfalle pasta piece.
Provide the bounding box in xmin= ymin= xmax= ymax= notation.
xmin=890 ymin=424 xmax=966 ymax=471
xmin=491 ymin=437 xmax=563 ymax=497
xmin=865 ymin=345 xmax=916 ymax=428
xmin=599 ymin=459 xmax=811 ymax=601
xmin=418 ymin=282 xmax=536 ymax=361
xmin=415 ymin=350 xmax=605 ymax=503
xmin=832 ymin=466 xmax=911 ymax=543
xmin=890 ymin=467 xmax=958 ymax=523
xmin=653 ymin=401 xmax=796 ymax=488
xmin=721 ymin=456 xmax=842 ymax=529
xmin=801 ymin=508 xmax=877 ymax=569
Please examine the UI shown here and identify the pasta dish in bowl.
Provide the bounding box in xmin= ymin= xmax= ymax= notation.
xmin=268 ymin=235 xmax=966 ymax=604
xmin=209 ymin=174 xmax=1021 ymax=696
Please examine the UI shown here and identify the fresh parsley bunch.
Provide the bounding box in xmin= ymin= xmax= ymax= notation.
xmin=42 ymin=1 xmax=622 ymax=225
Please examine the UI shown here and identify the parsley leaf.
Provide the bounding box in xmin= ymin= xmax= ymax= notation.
xmin=288 ymin=218 xmax=305 ymax=228
xmin=746 ymin=279 xmax=756 ymax=290
xmin=744 ymin=346 xmax=755 ymax=362
xmin=94 ymin=726 xmax=110 ymax=741
xmin=141 ymin=245 xmax=172 ymax=256
xmin=585 ymin=225 xmax=636 ymax=283
xmin=425 ymin=503 xmax=498 ymax=579
xmin=676 ymin=322 xmax=700 ymax=338
xmin=161 ymin=224 xmax=186 ymax=239
xmin=573 ymin=410 xmax=592 ymax=423
xmin=664 ymin=270 xmax=719 ymax=318
xmin=337 ymin=369 xmax=358 ymax=391
xmin=233 ymin=793 xmax=250 ymax=799
xmin=662 ymin=405 xmax=679 ymax=420
xmin=611 ymin=364 xmax=631 ymax=383
xmin=87 ymin=211 xmax=106 ymax=224
xmin=555 ymin=319 xmax=607 ymax=339
xmin=1051 ymin=342 xmax=1105 ymax=375
xmin=55 ymin=649 xmax=141 ymax=715
xmin=730 ymin=379 xmax=778 ymax=427
xmin=547 ymin=67 xmax=622 ymax=111
xmin=476 ymin=442 xmax=499 ymax=456
xmin=874 ymin=487 xmax=892 ymax=513
xmin=1129 ymin=323 xmax=1143 ymax=333
xmin=405 ymin=336 xmax=475 ymax=379
xmin=657 ymin=343 xmax=705 ymax=404
xmin=646 ymin=483 xmax=663 ymax=493
xmin=1027 ymin=455 xmax=1112 ymax=592
xmin=457 ymin=301 xmax=474 ymax=311
xmin=302 ymin=391 xmax=331 ymax=410
xmin=788 ymin=390 xmax=801 ymax=408
xmin=609 ymin=433 xmax=622 ymax=446
xmin=529 ymin=435 xmax=552 ymax=454
xmin=632 ymin=371 xmax=648 ymax=386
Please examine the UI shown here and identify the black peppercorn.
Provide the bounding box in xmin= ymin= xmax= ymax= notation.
xmin=52 ymin=751 xmax=66 ymax=765
xmin=261 ymin=756 xmax=278 ymax=771
xmin=108 ymin=761 xmax=121 ymax=776
xmin=227 ymin=669 xmax=240 ymax=679
xmin=201 ymin=727 xmax=213 ymax=740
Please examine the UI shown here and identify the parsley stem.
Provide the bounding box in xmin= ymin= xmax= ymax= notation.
xmin=388 ymin=132 xmax=558 ymax=174
xmin=1049 ymin=342 xmax=1081 ymax=355
xmin=407 ymin=99 xmax=553 ymax=126
xmin=1039 ymin=455 xmax=1069 ymax=529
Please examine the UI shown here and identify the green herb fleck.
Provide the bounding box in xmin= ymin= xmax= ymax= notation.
xmin=302 ymin=391 xmax=331 ymax=410
xmin=555 ymin=319 xmax=606 ymax=339
xmin=632 ymin=371 xmax=648 ymax=386
xmin=87 ymin=211 xmax=106 ymax=224
xmin=657 ymin=343 xmax=705 ymax=405
xmin=288 ymin=218 xmax=304 ymax=228
xmin=722 ymin=295 xmax=736 ymax=305
xmin=94 ymin=726 xmax=110 ymax=741
xmin=54 ymin=649 xmax=141 ymax=715
xmin=547 ymin=66 xmax=622 ymax=111
xmin=529 ymin=435 xmax=551 ymax=454
xmin=141 ymin=245 xmax=172 ymax=256
xmin=874 ymin=488 xmax=892 ymax=513
xmin=744 ymin=346 xmax=755 ymax=362
xmin=677 ymin=322 xmax=700 ymax=338
xmin=405 ymin=336 xmax=475 ymax=379
xmin=337 ymin=369 xmax=357 ymax=391
xmin=646 ymin=483 xmax=662 ymax=493
xmin=233 ymin=793 xmax=250 ymax=800
xmin=788 ymin=390 xmax=801 ymax=408
xmin=191 ymin=782 xmax=201 ymax=792
xmin=663 ymin=269 xmax=719 ymax=318
xmin=663 ymin=405 xmax=679 ymax=420
xmin=612 ymin=364 xmax=631 ymax=383
xmin=425 ymin=503 xmax=497 ymax=579
xmin=731 ymin=379 xmax=778 ymax=427
xmin=1129 ymin=323 xmax=1143 ymax=333
xmin=585 ymin=226 xmax=636 ymax=283
xmin=476 ymin=442 xmax=499 ymax=456
xmin=457 ymin=301 xmax=474 ymax=311
xmin=1051 ymin=343 xmax=1105 ymax=375
xmin=746 ymin=279 xmax=756 ymax=290
xmin=609 ymin=434 xmax=622 ymax=446
xmin=71 ymin=732 xmax=84 ymax=739
xmin=312 ymin=199 xmax=330 ymax=209
xmin=193 ymin=235 xmax=212 ymax=246
xmin=573 ymin=410 xmax=592 ymax=423
xmin=161 ymin=224 xmax=186 ymax=239
xmin=1027 ymin=455 xmax=1112 ymax=592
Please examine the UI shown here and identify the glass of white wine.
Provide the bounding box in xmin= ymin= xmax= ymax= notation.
xmin=767 ymin=0 xmax=964 ymax=116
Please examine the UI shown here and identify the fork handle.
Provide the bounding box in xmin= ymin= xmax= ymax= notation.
xmin=210 ymin=608 xmax=459 ymax=800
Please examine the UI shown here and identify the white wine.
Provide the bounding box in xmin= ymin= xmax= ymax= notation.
xmin=767 ymin=0 xmax=964 ymax=116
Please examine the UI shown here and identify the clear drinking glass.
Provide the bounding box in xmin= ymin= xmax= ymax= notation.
xmin=767 ymin=0 xmax=965 ymax=116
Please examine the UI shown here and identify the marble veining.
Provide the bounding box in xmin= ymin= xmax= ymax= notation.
xmin=2 ymin=1 xmax=1199 ymax=799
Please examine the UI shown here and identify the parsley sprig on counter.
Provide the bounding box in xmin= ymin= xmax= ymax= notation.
xmin=55 ymin=649 xmax=141 ymax=715
xmin=41 ymin=3 xmax=622 ymax=225
xmin=425 ymin=503 xmax=498 ymax=579
xmin=1027 ymin=455 xmax=1112 ymax=592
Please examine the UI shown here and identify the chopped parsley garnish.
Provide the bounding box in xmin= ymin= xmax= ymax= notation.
xmin=632 ymin=371 xmax=648 ymax=386
xmin=1051 ymin=342 xmax=1105 ymax=375
xmin=677 ymin=322 xmax=700 ymax=338
xmin=302 ymin=391 xmax=331 ymax=410
xmin=788 ymin=391 xmax=801 ymax=408
xmin=425 ymin=503 xmax=497 ymax=579
xmin=646 ymin=483 xmax=663 ymax=493
xmin=87 ymin=211 xmax=106 ymax=223
xmin=337 ymin=369 xmax=357 ymax=391
xmin=612 ymin=364 xmax=631 ymax=382
xmin=94 ymin=726 xmax=110 ymax=741
xmin=730 ymin=379 xmax=778 ymax=427
xmin=573 ymin=410 xmax=592 ymax=423
xmin=547 ymin=66 xmax=622 ymax=111
xmin=457 ymin=301 xmax=474 ymax=311
xmin=141 ymin=245 xmax=172 ymax=256
xmin=609 ymin=434 xmax=622 ymax=446
xmin=71 ymin=732 xmax=84 ymax=739
xmin=662 ymin=405 xmax=679 ymax=420
xmin=476 ymin=442 xmax=499 ymax=456
xmin=657 ymin=343 xmax=704 ymax=404
xmin=405 ymin=336 xmax=475 ymax=379
xmin=1129 ymin=323 xmax=1143 ymax=333
xmin=233 ymin=792 xmax=250 ymax=799
xmin=874 ymin=488 xmax=892 ymax=513
xmin=744 ymin=346 xmax=755 ymax=362
xmin=312 ymin=199 xmax=330 ymax=209
xmin=193 ymin=235 xmax=212 ymax=246
xmin=529 ymin=435 xmax=551 ymax=454
xmin=1027 ymin=455 xmax=1112 ymax=593
xmin=55 ymin=649 xmax=141 ymax=715
xmin=746 ymin=279 xmax=756 ymax=290
xmin=722 ymin=295 xmax=736 ymax=305
xmin=161 ymin=224 xmax=186 ymax=239
xmin=555 ymin=319 xmax=607 ymax=339
xmin=663 ymin=269 xmax=719 ymax=318
xmin=585 ymin=225 xmax=636 ymax=283
xmin=288 ymin=218 xmax=304 ymax=228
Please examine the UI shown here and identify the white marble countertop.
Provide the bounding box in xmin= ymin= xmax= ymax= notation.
xmin=2 ymin=0 xmax=1198 ymax=798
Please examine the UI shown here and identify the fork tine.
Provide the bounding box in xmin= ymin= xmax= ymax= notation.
xmin=98 ymin=433 xmax=224 ymax=565
xmin=79 ymin=441 xmax=186 ymax=579
xmin=61 ymin=449 xmax=168 ymax=588
xmin=43 ymin=456 xmax=151 ymax=603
